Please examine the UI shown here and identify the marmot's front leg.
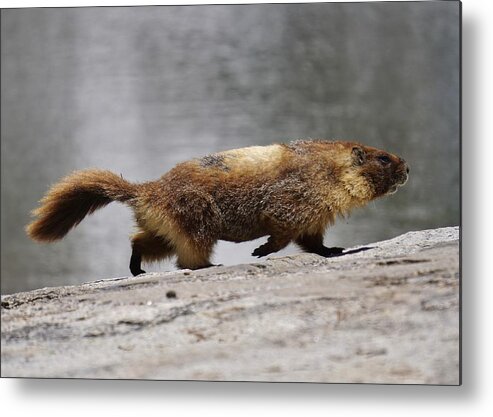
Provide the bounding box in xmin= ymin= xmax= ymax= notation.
xmin=295 ymin=233 xmax=344 ymax=257
xmin=252 ymin=235 xmax=292 ymax=258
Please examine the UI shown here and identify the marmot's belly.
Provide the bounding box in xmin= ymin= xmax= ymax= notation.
xmin=216 ymin=205 xmax=267 ymax=242
xmin=218 ymin=216 xmax=267 ymax=242
xmin=219 ymin=229 xmax=267 ymax=243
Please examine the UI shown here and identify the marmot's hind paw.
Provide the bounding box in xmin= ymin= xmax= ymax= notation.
xmin=130 ymin=268 xmax=146 ymax=276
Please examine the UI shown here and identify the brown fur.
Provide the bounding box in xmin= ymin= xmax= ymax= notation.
xmin=26 ymin=169 xmax=137 ymax=242
xmin=26 ymin=140 xmax=409 ymax=275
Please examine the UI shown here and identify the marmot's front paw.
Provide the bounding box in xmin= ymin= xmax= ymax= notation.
xmin=320 ymin=246 xmax=344 ymax=257
xmin=252 ymin=245 xmax=270 ymax=258
xmin=328 ymin=246 xmax=344 ymax=254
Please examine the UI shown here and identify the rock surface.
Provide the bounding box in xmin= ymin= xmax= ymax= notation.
xmin=1 ymin=227 xmax=460 ymax=384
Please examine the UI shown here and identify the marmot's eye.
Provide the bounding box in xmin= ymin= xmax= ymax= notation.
xmin=378 ymin=155 xmax=391 ymax=165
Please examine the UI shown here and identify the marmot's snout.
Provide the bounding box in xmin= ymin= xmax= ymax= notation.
xmin=397 ymin=159 xmax=409 ymax=185
xmin=388 ymin=158 xmax=409 ymax=194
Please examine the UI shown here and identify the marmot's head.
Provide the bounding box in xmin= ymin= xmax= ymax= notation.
xmin=350 ymin=144 xmax=409 ymax=198
xmin=287 ymin=140 xmax=409 ymax=203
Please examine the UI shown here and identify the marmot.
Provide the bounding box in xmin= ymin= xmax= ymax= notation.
xmin=26 ymin=140 xmax=409 ymax=276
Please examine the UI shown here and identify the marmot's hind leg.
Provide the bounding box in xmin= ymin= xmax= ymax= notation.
xmin=174 ymin=234 xmax=215 ymax=270
xmin=167 ymin=189 xmax=221 ymax=270
xmin=295 ymin=233 xmax=344 ymax=257
xmin=130 ymin=230 xmax=175 ymax=276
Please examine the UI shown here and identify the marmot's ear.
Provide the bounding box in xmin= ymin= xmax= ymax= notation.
xmin=352 ymin=146 xmax=366 ymax=165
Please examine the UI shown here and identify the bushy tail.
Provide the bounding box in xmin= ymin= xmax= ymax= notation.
xmin=26 ymin=169 xmax=138 ymax=242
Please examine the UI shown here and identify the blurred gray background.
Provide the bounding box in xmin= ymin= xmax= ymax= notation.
xmin=1 ymin=2 xmax=460 ymax=294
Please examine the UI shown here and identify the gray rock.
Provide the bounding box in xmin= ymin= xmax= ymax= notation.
xmin=1 ymin=227 xmax=460 ymax=384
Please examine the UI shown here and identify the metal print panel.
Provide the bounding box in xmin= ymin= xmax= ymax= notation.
xmin=1 ymin=1 xmax=460 ymax=384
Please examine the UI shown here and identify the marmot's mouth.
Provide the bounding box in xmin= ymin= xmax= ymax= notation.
xmin=387 ymin=172 xmax=408 ymax=195
xmin=387 ymin=185 xmax=399 ymax=195
xmin=398 ymin=173 xmax=409 ymax=186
